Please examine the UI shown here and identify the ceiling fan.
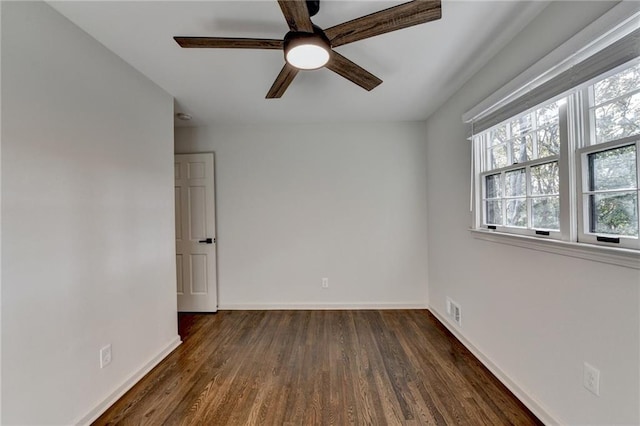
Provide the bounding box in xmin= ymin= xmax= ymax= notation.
xmin=174 ymin=0 xmax=442 ymax=98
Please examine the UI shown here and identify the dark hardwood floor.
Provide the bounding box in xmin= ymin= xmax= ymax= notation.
xmin=93 ymin=310 xmax=542 ymax=425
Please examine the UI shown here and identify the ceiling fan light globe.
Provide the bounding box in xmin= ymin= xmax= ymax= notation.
xmin=286 ymin=44 xmax=329 ymax=70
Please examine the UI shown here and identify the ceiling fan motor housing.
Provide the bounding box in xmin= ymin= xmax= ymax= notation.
xmin=283 ymin=27 xmax=331 ymax=70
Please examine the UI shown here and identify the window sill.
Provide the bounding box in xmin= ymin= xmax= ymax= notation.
xmin=470 ymin=229 xmax=640 ymax=270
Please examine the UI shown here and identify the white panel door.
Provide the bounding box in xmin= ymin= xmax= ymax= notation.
xmin=175 ymin=153 xmax=217 ymax=312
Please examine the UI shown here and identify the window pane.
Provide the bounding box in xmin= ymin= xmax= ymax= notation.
xmin=485 ymin=173 xmax=502 ymax=198
xmin=488 ymin=145 xmax=508 ymax=169
xmin=511 ymin=114 xmax=533 ymax=136
xmin=538 ymin=124 xmax=560 ymax=158
xmin=506 ymin=198 xmax=527 ymax=227
xmin=594 ymin=92 xmax=640 ymax=144
xmin=512 ymin=133 xmax=534 ymax=164
xmin=532 ymin=196 xmax=560 ymax=230
xmin=488 ymin=125 xmax=507 ymax=147
xmin=486 ymin=201 xmax=503 ymax=225
xmin=531 ymin=162 xmax=559 ymax=195
xmin=588 ymin=145 xmax=637 ymax=191
xmin=505 ymin=169 xmax=526 ymax=197
xmin=536 ymin=102 xmax=559 ymax=127
xmin=589 ymin=191 xmax=639 ymax=237
xmin=594 ymin=62 xmax=640 ymax=105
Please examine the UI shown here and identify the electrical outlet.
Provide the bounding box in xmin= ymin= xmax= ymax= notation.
xmin=100 ymin=344 xmax=112 ymax=369
xmin=583 ymin=362 xmax=600 ymax=396
xmin=321 ymin=277 xmax=329 ymax=289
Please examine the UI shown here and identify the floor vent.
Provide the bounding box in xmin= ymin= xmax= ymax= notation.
xmin=446 ymin=297 xmax=462 ymax=327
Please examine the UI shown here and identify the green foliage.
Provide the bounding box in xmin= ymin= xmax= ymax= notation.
xmin=589 ymin=64 xmax=639 ymax=236
xmin=592 ymin=192 xmax=638 ymax=236
xmin=589 ymin=145 xmax=638 ymax=236
xmin=593 ymin=63 xmax=640 ymax=143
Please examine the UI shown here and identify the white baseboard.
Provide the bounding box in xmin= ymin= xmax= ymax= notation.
xmin=218 ymin=302 xmax=428 ymax=310
xmin=76 ymin=335 xmax=182 ymax=426
xmin=429 ymin=307 xmax=560 ymax=426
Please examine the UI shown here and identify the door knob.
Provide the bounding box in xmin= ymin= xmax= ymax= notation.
xmin=198 ymin=238 xmax=214 ymax=244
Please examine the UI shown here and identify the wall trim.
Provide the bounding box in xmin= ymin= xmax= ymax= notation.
xmin=76 ymin=336 xmax=182 ymax=426
xmin=429 ymin=308 xmax=562 ymax=426
xmin=470 ymin=229 xmax=640 ymax=270
xmin=219 ymin=302 xmax=428 ymax=310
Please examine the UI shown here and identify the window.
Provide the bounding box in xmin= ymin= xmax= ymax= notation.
xmin=589 ymin=63 xmax=640 ymax=144
xmin=578 ymin=63 xmax=640 ymax=249
xmin=472 ymin=59 xmax=640 ymax=250
xmin=479 ymin=100 xmax=563 ymax=237
xmin=583 ymin=145 xmax=637 ymax=236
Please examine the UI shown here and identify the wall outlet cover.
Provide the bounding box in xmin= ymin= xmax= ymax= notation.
xmin=583 ymin=362 xmax=600 ymax=396
xmin=100 ymin=344 xmax=112 ymax=369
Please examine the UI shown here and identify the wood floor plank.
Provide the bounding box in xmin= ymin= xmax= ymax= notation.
xmin=92 ymin=310 xmax=543 ymax=426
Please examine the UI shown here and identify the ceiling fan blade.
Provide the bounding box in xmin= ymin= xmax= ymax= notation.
xmin=174 ymin=37 xmax=283 ymax=49
xmin=266 ymin=63 xmax=299 ymax=98
xmin=278 ymin=0 xmax=314 ymax=33
xmin=324 ymin=0 xmax=441 ymax=48
xmin=325 ymin=51 xmax=382 ymax=91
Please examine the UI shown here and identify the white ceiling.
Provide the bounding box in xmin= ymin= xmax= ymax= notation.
xmin=49 ymin=1 xmax=547 ymax=127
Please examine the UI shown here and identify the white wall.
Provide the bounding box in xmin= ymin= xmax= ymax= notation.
xmin=425 ymin=2 xmax=639 ymax=425
xmin=1 ymin=2 xmax=178 ymax=424
xmin=175 ymin=122 xmax=429 ymax=309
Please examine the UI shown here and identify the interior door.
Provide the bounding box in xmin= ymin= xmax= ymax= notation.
xmin=175 ymin=153 xmax=217 ymax=312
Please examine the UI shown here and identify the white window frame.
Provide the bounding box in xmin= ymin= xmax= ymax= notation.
xmin=475 ymin=99 xmax=567 ymax=241
xmin=465 ymin=3 xmax=640 ymax=268
xmin=474 ymin=66 xmax=640 ymax=250
xmin=576 ymin=137 xmax=640 ymax=250
xmin=480 ymin=158 xmax=562 ymax=237
xmin=575 ymin=59 xmax=640 ymax=250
